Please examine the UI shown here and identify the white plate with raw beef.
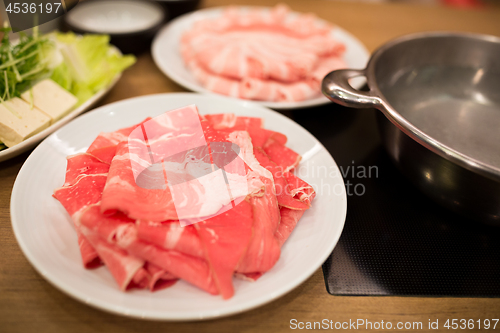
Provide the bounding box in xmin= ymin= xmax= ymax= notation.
xmin=11 ymin=93 xmax=346 ymax=320
xmin=152 ymin=6 xmax=369 ymax=109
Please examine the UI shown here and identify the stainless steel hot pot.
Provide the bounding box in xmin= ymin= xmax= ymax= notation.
xmin=322 ymin=32 xmax=500 ymax=225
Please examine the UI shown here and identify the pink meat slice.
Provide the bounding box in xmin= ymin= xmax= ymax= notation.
xmin=194 ymin=199 xmax=254 ymax=299
xmin=275 ymin=208 xmax=306 ymax=248
xmin=219 ymin=130 xmax=281 ymax=275
xmin=75 ymin=205 xmax=146 ymax=291
xmin=309 ymin=56 xmax=347 ymax=85
xmin=54 ymin=175 xmax=108 ymax=216
xmin=145 ymin=262 xmax=177 ymax=291
xmin=262 ymin=140 xmax=301 ymax=172
xmin=85 ymin=119 xmax=153 ymax=164
xmin=77 ymin=201 xmax=203 ymax=292
xmin=262 ymin=131 xmax=287 ymax=147
xmin=119 ymin=235 xmax=218 ymax=295
xmin=236 ymin=176 xmax=281 ymax=274
xmin=87 ymin=134 xmax=122 ymax=153
xmin=273 ymin=81 xmax=318 ymax=102
xmin=190 ymin=53 xmax=323 ymax=103
xmin=253 ymin=148 xmax=309 ymax=210
xmin=204 ymin=114 xmax=263 ymax=131
xmin=244 ymin=128 xmax=288 ymax=150
xmin=63 ymin=153 xmax=110 ymax=186
xmin=205 ymin=113 xmax=287 ymax=149
xmin=101 ymin=106 xmax=257 ymax=224
xmin=100 ymin=141 xmax=177 ymax=221
xmin=186 ymin=59 xmax=242 ymax=98
xmin=56 ymin=132 xmax=128 ymax=268
xmin=54 ymin=156 xmax=110 ymax=269
xmin=235 ymin=272 xmax=263 ymax=282
xmin=87 ymin=118 xmax=152 ymax=153
xmin=187 ymin=31 xmax=335 ymax=83
xmin=182 ymin=4 xmax=343 ymax=81
xmin=239 ymin=78 xmax=282 ymax=101
xmin=128 ymin=267 xmax=150 ymax=290
xmin=100 ymin=106 xmax=215 ymax=222
xmin=275 ymin=174 xmax=316 ymax=247
xmin=245 ymin=39 xmax=318 ymax=82
xmin=184 ymin=5 xmax=331 ymax=40
xmin=77 ymin=204 xmax=135 ymax=241
xmin=77 ymin=233 xmax=102 ymax=269
xmin=240 ymin=76 xmax=319 ymax=102
xmin=136 ymin=220 xmax=204 ymax=258
xmin=73 ymin=204 xmax=148 ymax=290
xmin=193 ymin=42 xmax=253 ymax=81
xmin=75 ymin=204 xmax=181 ymax=292
xmin=80 ymin=229 xmax=146 ymax=291
xmin=56 ymin=118 xmax=140 ymax=220
xmin=180 ymin=4 xmax=346 ymax=102
xmin=284 ymin=172 xmax=316 ymax=206
xmin=88 ymin=145 xmax=117 ymax=165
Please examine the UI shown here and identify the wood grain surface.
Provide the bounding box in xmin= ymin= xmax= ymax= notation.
xmin=1 ymin=1 xmax=500 ymax=332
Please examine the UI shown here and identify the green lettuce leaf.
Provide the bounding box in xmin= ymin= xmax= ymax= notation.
xmin=53 ymin=32 xmax=135 ymax=104
xmin=50 ymin=62 xmax=72 ymax=91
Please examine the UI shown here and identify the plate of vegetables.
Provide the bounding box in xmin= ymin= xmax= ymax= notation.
xmin=0 ymin=27 xmax=136 ymax=162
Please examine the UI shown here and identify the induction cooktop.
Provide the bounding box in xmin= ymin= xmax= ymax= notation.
xmin=290 ymin=103 xmax=500 ymax=297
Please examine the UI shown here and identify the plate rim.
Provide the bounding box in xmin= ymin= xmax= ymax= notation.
xmin=10 ymin=92 xmax=347 ymax=321
xmin=151 ymin=6 xmax=370 ymax=110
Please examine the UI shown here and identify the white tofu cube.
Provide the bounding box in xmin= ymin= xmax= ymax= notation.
xmin=21 ymin=79 xmax=78 ymax=123
xmin=0 ymin=97 xmax=51 ymax=147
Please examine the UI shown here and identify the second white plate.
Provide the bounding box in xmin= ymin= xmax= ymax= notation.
xmin=152 ymin=6 xmax=370 ymax=110
xmin=11 ymin=93 xmax=346 ymax=320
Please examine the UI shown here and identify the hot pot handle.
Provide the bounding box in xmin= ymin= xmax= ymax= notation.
xmin=322 ymin=69 xmax=383 ymax=109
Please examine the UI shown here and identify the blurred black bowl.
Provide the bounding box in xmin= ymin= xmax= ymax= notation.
xmin=155 ymin=0 xmax=201 ymax=19
xmin=63 ymin=0 xmax=167 ymax=54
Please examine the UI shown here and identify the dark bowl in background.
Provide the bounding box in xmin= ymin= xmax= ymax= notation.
xmin=155 ymin=0 xmax=201 ymax=19
xmin=63 ymin=0 xmax=168 ymax=54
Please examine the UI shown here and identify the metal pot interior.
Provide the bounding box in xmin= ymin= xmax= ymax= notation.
xmin=371 ymin=34 xmax=500 ymax=175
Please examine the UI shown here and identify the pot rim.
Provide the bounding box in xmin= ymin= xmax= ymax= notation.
xmin=365 ymin=31 xmax=500 ymax=183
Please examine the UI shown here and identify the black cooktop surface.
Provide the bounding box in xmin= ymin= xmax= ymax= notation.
xmin=289 ymin=102 xmax=500 ymax=297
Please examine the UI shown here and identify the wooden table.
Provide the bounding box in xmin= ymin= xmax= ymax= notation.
xmin=1 ymin=1 xmax=500 ymax=332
